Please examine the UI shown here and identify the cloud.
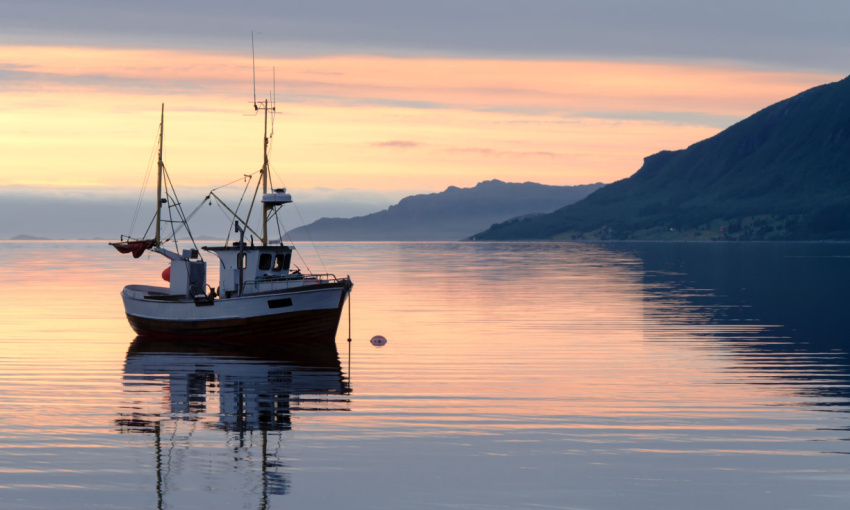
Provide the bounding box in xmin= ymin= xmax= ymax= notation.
xmin=0 ymin=45 xmax=841 ymax=196
xmin=445 ymin=147 xmax=557 ymax=159
xmin=3 ymin=1 xmax=850 ymax=71
xmin=2 ymin=47 xmax=838 ymax=124
xmin=372 ymin=140 xmax=420 ymax=148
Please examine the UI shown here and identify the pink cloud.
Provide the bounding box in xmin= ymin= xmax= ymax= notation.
xmin=372 ymin=140 xmax=421 ymax=148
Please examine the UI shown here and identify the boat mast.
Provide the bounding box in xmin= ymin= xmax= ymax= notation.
xmin=155 ymin=103 xmax=164 ymax=246
xmin=262 ymin=99 xmax=269 ymax=246
xmin=252 ymin=33 xmax=274 ymax=247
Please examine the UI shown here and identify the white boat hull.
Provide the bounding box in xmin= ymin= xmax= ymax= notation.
xmin=121 ymin=280 xmax=351 ymax=341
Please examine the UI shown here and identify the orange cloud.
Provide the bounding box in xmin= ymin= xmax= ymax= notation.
xmin=2 ymin=46 xmax=836 ymax=117
xmin=372 ymin=140 xmax=421 ymax=148
xmin=0 ymin=45 xmax=841 ymax=192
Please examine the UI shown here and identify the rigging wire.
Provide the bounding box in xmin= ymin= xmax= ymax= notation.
xmin=292 ymin=202 xmax=327 ymax=274
xmin=264 ymin=111 xmax=324 ymax=273
xmin=160 ymin=164 xmax=200 ymax=254
xmin=170 ymin=176 xmax=194 ymax=250
xmin=140 ymin=213 xmax=156 ymax=241
xmin=211 ymin=171 xmax=260 ymax=193
xmin=272 ymin=206 xmax=285 ymax=245
xmin=164 ymin=169 xmax=180 ymax=253
xmin=128 ymin=126 xmax=161 ymax=238
xmin=213 ymin=199 xmax=236 ymax=224
xmin=183 ymin=197 xmax=210 ymax=225
xmin=269 ymin=162 xmax=286 ymax=191
xmin=242 ymin=170 xmax=263 ymax=239
xmin=224 ymin=175 xmax=254 ymax=246
xmin=159 ymin=194 xmax=211 ymax=242
xmin=270 ymin=206 xmax=312 ymax=275
xmin=263 ymin=120 xmax=321 ymax=273
xmin=211 ymin=192 xmax=262 ymax=240
xmin=164 ymin=175 xmax=179 ymax=254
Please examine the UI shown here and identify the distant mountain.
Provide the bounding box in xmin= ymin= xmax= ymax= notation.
xmin=287 ymin=180 xmax=604 ymax=241
xmin=474 ymin=75 xmax=850 ymax=241
xmin=10 ymin=234 xmax=50 ymax=240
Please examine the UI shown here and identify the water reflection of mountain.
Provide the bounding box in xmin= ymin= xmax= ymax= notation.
xmin=611 ymin=243 xmax=850 ymax=402
xmin=115 ymin=337 xmax=350 ymax=508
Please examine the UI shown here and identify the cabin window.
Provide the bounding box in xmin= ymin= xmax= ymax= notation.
xmin=273 ymin=253 xmax=288 ymax=271
xmin=259 ymin=253 xmax=272 ymax=270
xmin=237 ymin=253 xmax=247 ymax=269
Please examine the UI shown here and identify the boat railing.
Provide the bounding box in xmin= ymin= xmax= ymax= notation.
xmin=243 ymin=273 xmax=346 ymax=288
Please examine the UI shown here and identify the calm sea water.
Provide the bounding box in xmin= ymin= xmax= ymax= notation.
xmin=1 ymin=241 xmax=849 ymax=509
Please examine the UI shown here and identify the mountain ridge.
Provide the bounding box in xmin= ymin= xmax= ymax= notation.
xmin=287 ymin=179 xmax=604 ymax=241
xmin=473 ymin=75 xmax=850 ymax=241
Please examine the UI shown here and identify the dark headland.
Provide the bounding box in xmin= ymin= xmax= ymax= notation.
xmin=472 ymin=75 xmax=850 ymax=241
xmin=287 ymin=180 xmax=604 ymax=241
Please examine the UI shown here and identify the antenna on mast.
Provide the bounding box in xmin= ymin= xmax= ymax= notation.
xmin=248 ymin=34 xmax=277 ymax=246
xmin=252 ymin=31 xmax=257 ymax=110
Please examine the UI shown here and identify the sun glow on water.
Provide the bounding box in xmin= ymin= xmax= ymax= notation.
xmin=1 ymin=241 xmax=848 ymax=508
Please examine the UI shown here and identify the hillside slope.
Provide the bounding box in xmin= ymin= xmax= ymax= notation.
xmin=474 ymin=75 xmax=850 ymax=241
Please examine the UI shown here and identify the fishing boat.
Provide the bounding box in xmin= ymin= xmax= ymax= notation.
xmin=111 ymin=100 xmax=352 ymax=341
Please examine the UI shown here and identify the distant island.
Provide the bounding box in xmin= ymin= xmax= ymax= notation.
xmin=9 ymin=234 xmax=50 ymax=241
xmin=473 ymin=75 xmax=850 ymax=241
xmin=286 ymin=180 xmax=604 ymax=241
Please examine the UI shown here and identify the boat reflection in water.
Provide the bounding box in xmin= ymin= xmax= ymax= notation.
xmin=115 ymin=336 xmax=350 ymax=508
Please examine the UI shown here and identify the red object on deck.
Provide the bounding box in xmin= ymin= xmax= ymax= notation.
xmin=110 ymin=239 xmax=155 ymax=258
xmin=162 ymin=267 xmax=171 ymax=282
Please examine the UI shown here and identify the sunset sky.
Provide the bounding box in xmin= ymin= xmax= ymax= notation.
xmin=1 ymin=1 xmax=848 ymax=236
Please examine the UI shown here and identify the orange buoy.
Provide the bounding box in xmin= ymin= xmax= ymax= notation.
xmin=162 ymin=266 xmax=171 ymax=282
